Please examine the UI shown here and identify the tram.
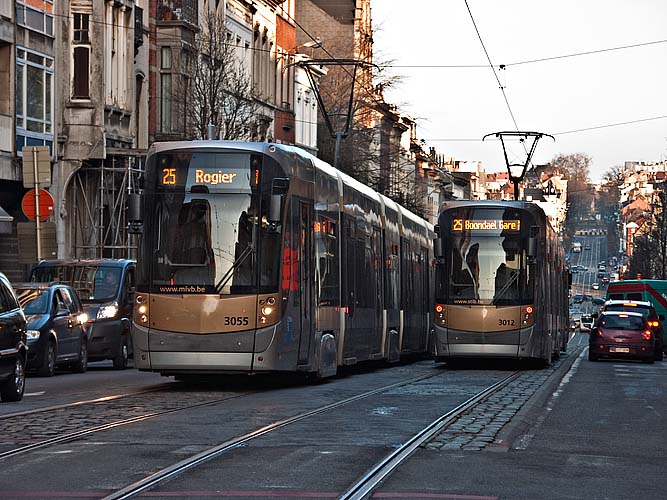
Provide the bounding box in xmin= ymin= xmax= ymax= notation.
xmin=432 ymin=201 xmax=569 ymax=365
xmin=130 ymin=141 xmax=434 ymax=378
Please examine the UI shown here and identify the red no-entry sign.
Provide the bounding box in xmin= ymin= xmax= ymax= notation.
xmin=22 ymin=189 xmax=54 ymax=222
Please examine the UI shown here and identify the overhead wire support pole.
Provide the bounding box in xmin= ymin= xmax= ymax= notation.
xmin=285 ymin=58 xmax=377 ymax=170
xmin=483 ymin=131 xmax=555 ymax=200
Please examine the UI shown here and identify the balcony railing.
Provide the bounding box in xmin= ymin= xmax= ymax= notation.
xmin=157 ymin=0 xmax=197 ymax=25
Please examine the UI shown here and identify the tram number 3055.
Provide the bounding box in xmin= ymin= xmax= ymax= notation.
xmin=224 ymin=316 xmax=249 ymax=326
xmin=498 ymin=319 xmax=516 ymax=326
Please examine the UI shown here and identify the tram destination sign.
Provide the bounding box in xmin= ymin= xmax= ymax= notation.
xmin=159 ymin=165 xmax=252 ymax=193
xmin=452 ymin=218 xmax=521 ymax=232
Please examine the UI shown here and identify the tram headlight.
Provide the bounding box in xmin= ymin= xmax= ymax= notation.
xmin=259 ymin=296 xmax=278 ymax=325
xmin=435 ymin=304 xmax=446 ymax=326
xmin=134 ymin=294 xmax=149 ymax=326
xmin=523 ymin=305 xmax=535 ymax=326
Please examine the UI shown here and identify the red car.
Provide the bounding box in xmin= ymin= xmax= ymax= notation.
xmin=589 ymin=311 xmax=655 ymax=363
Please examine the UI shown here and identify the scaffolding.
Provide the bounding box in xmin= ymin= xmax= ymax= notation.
xmin=67 ymin=151 xmax=144 ymax=259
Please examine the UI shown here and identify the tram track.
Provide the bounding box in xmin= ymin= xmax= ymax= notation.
xmin=96 ymin=369 xmax=515 ymax=500
xmin=0 ymin=366 xmax=443 ymax=464
xmin=339 ymin=371 xmax=521 ymax=500
xmin=101 ymin=371 xmax=446 ymax=500
xmin=0 ymin=384 xmax=172 ymax=421
xmin=0 ymin=389 xmax=254 ymax=460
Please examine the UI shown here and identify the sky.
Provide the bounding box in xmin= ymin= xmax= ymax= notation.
xmin=371 ymin=0 xmax=667 ymax=183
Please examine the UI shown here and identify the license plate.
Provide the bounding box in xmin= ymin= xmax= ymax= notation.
xmin=610 ymin=347 xmax=630 ymax=353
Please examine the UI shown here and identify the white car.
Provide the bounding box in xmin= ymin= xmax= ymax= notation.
xmin=591 ymin=282 xmax=600 ymax=290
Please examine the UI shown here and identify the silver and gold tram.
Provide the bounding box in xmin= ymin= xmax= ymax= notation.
xmin=130 ymin=141 xmax=434 ymax=378
xmin=432 ymin=201 xmax=569 ymax=365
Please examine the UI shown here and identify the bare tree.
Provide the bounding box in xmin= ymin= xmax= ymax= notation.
xmin=308 ymin=33 xmax=427 ymax=215
xmin=180 ymin=12 xmax=260 ymax=140
xmin=551 ymin=153 xmax=593 ymax=223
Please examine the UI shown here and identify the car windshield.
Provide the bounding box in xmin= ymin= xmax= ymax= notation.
xmin=17 ymin=288 xmax=49 ymax=314
xmin=600 ymin=314 xmax=645 ymax=330
xmin=31 ymin=265 xmax=121 ymax=303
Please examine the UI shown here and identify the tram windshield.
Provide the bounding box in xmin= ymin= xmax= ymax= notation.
xmin=144 ymin=151 xmax=281 ymax=295
xmin=436 ymin=207 xmax=534 ymax=306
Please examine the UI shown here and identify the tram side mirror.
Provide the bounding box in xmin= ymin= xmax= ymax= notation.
xmin=434 ymin=237 xmax=444 ymax=258
xmin=127 ymin=193 xmax=143 ymax=234
xmin=269 ymin=178 xmax=289 ymax=224
xmin=527 ymin=225 xmax=538 ymax=262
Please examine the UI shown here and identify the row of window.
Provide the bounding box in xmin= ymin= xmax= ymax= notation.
xmin=16 ymin=1 xmax=54 ymax=38
xmin=16 ymin=47 xmax=53 ymax=155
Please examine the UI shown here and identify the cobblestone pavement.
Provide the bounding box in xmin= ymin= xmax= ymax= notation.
xmin=423 ymin=349 xmax=583 ymax=451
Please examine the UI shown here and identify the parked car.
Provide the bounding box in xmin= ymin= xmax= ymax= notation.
xmin=598 ymin=300 xmax=663 ymax=361
xmin=14 ymin=283 xmax=89 ymax=376
xmin=30 ymin=259 xmax=136 ymax=369
xmin=0 ymin=272 xmax=27 ymax=402
xmin=572 ymin=294 xmax=584 ymax=304
xmin=589 ymin=311 xmax=654 ymax=363
xmin=591 ymin=297 xmax=605 ymax=307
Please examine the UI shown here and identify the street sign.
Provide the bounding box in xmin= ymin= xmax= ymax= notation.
xmin=22 ymin=145 xmax=51 ymax=188
xmin=21 ymin=189 xmax=54 ymax=222
xmin=17 ymin=222 xmax=57 ymax=263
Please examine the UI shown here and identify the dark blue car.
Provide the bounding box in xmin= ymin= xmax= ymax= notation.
xmin=15 ymin=282 xmax=88 ymax=376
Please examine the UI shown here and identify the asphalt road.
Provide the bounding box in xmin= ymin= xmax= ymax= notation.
xmin=380 ymin=333 xmax=667 ymax=500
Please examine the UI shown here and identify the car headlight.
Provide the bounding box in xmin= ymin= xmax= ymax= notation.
xmin=97 ymin=303 xmax=119 ymax=320
xmin=26 ymin=329 xmax=41 ymax=340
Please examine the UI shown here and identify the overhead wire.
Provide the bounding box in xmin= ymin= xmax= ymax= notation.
xmin=383 ymin=37 xmax=667 ymax=69
xmin=463 ymin=0 xmax=521 ymax=133
xmin=422 ymin=114 xmax=667 ymax=141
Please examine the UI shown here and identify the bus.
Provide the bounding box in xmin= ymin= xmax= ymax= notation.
xmin=432 ymin=201 xmax=569 ymax=366
xmin=605 ymin=279 xmax=667 ymax=357
xmin=129 ymin=141 xmax=434 ymax=379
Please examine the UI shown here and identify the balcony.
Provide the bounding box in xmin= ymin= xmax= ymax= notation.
xmin=157 ymin=0 xmax=197 ymax=25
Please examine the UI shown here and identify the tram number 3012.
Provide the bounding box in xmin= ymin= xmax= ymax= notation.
xmin=498 ymin=319 xmax=516 ymax=326
xmin=224 ymin=316 xmax=249 ymax=326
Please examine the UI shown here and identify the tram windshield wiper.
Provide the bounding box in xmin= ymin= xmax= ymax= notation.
xmin=214 ymin=242 xmax=255 ymax=293
xmin=494 ymin=269 xmax=519 ymax=303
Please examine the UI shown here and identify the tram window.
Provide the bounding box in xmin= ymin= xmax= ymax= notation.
xmin=609 ymin=294 xmax=624 ymax=300
xmin=357 ymin=237 xmax=373 ymax=308
xmin=627 ymin=293 xmax=642 ymax=301
xmin=343 ymin=227 xmax=355 ymax=310
xmin=400 ymin=238 xmax=413 ymax=309
xmin=315 ymin=217 xmax=338 ymax=306
xmin=259 ymin=194 xmax=281 ymax=292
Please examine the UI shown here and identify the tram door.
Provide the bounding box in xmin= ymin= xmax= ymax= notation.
xmin=297 ymin=202 xmax=313 ymax=363
xmin=343 ymin=220 xmax=380 ymax=361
